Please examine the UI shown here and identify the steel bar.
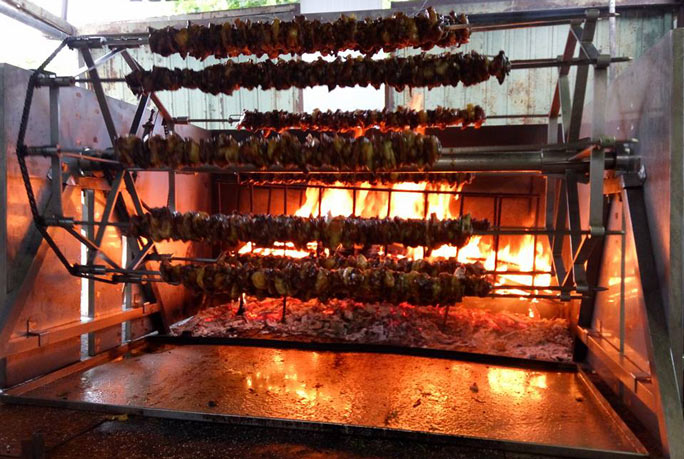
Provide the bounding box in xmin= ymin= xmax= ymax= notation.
xmin=120 ymin=50 xmax=174 ymax=125
xmin=489 ymin=293 xmax=583 ymax=300
xmin=548 ymin=24 xmax=578 ymax=142
xmin=84 ymin=190 xmax=96 ymax=356
xmin=551 ymin=179 xmax=568 ymax=291
xmin=492 ymin=285 xmax=571 ymax=291
xmin=510 ymin=56 xmax=629 ymax=70
xmin=167 ymin=170 xmax=176 ymax=211
xmin=129 ymin=93 xmax=149 ymax=136
xmin=80 ymin=48 xmax=119 ymax=147
xmin=86 ymin=171 xmax=123 ymax=265
xmin=567 ymin=10 xmax=600 ymax=142
xmin=126 ymin=241 xmax=154 ymax=271
xmin=62 ymin=226 xmax=121 ymax=270
xmin=72 ymin=47 xmax=124 ymax=78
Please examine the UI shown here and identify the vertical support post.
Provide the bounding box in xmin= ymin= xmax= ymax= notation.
xmin=84 ymin=190 xmax=96 ymax=356
xmin=622 ymin=179 xmax=684 ymax=458
xmin=167 ymin=171 xmax=175 ymax=211
xmin=49 ymin=86 xmax=63 ymax=218
xmin=552 ymin=179 xmax=568 ymax=291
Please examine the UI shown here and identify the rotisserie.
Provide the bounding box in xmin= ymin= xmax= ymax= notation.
xmin=2 ymin=4 xmax=681 ymax=458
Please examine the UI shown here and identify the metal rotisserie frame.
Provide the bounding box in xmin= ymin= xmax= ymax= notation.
xmin=0 ymin=6 xmax=681 ymax=458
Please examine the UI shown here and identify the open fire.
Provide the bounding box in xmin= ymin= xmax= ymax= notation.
xmin=239 ymin=179 xmax=556 ymax=316
xmin=172 ymin=174 xmax=575 ymax=362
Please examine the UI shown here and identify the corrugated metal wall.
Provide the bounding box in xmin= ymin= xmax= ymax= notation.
xmin=96 ymin=8 xmax=673 ymax=128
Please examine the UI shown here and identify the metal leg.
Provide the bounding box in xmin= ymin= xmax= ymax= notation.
xmin=551 ymin=179 xmax=568 ymax=292
xmin=622 ymin=179 xmax=684 ymax=458
xmin=84 ymin=190 xmax=96 ymax=356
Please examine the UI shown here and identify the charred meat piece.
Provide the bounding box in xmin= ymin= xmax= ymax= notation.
xmin=149 ymin=8 xmax=470 ymax=60
xmin=238 ymin=104 xmax=486 ymax=133
xmin=125 ymin=51 xmax=511 ymax=96
xmin=128 ymin=208 xmax=489 ymax=251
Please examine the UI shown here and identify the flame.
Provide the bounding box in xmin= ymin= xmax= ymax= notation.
xmin=244 ymin=179 xmax=554 ymax=297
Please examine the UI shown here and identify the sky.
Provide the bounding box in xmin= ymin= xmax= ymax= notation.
xmin=0 ymin=0 xmax=176 ymax=73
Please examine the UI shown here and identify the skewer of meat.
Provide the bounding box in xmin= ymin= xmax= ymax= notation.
xmin=149 ymin=8 xmax=470 ymax=59
xmin=128 ymin=207 xmax=489 ymax=250
xmin=125 ymin=51 xmax=511 ymax=96
xmin=214 ymin=253 xmax=491 ymax=297
xmin=115 ymin=130 xmax=441 ymax=172
xmin=238 ymin=105 xmax=486 ymax=133
xmin=160 ymin=258 xmax=490 ymax=306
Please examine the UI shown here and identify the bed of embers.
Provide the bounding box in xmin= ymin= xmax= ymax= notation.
xmin=172 ymin=297 xmax=573 ymax=362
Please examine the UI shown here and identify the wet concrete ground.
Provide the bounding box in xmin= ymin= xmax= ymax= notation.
xmin=0 ymin=403 xmax=553 ymax=459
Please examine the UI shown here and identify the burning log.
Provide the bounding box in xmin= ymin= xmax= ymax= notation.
xmin=238 ymin=105 xmax=486 ymax=133
xmin=125 ymin=51 xmax=511 ymax=96
xmin=149 ymin=8 xmax=470 ymax=60
xmin=160 ymin=257 xmax=489 ymax=305
xmin=128 ymin=207 xmax=489 ymax=250
xmin=115 ymin=130 xmax=440 ymax=172
xmin=218 ymin=253 xmax=491 ymax=297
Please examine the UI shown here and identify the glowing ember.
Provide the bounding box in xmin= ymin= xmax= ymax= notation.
xmin=174 ymin=297 xmax=573 ymax=362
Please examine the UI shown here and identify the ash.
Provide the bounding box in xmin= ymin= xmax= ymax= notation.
xmin=172 ymin=297 xmax=573 ymax=362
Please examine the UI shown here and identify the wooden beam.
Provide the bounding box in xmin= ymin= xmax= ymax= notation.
xmin=1 ymin=0 xmax=76 ymax=36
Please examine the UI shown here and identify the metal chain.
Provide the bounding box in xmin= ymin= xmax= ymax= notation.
xmin=16 ymin=39 xmax=70 ymax=224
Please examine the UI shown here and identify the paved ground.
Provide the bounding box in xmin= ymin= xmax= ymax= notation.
xmin=0 ymin=403 xmax=553 ymax=459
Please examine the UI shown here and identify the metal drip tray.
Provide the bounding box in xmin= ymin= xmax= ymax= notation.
xmin=2 ymin=342 xmax=646 ymax=457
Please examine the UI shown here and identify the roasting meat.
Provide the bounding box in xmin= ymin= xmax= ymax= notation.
xmin=125 ymin=51 xmax=511 ymax=96
xmin=115 ymin=130 xmax=441 ymax=172
xmin=239 ymin=171 xmax=473 ymax=186
xmin=128 ymin=207 xmax=489 ymax=250
xmin=238 ymin=104 xmax=486 ymax=133
xmin=215 ymin=253 xmax=492 ymax=297
xmin=149 ymin=8 xmax=470 ymax=59
xmin=160 ymin=258 xmax=488 ymax=305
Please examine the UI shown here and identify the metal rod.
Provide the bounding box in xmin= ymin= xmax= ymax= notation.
xmin=493 ymin=285 xmax=572 ymax=291
xmin=490 ymin=293 xmax=584 ymax=300
xmin=510 ymin=56 xmax=629 ymax=70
